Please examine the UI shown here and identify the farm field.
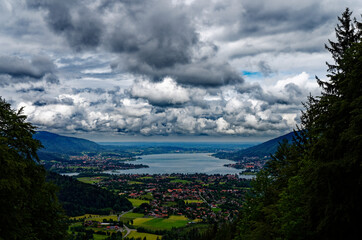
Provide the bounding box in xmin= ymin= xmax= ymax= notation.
xmin=140 ymin=192 xmax=154 ymax=200
xmin=131 ymin=215 xmax=190 ymax=230
xmin=170 ymin=179 xmax=192 ymax=184
xmin=127 ymin=198 xmax=150 ymax=207
xmin=122 ymin=212 xmax=145 ymax=219
xmin=93 ymin=234 xmax=109 ymax=240
xmin=128 ymin=181 xmax=143 ymax=184
xmin=77 ymin=177 xmax=104 ymax=184
xmin=139 ymin=176 xmax=153 ymax=179
xmin=127 ymin=232 xmax=162 ymax=240
xmin=184 ymin=199 xmax=203 ymax=204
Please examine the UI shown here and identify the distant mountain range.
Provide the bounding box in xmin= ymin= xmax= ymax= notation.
xmin=213 ymin=131 xmax=297 ymax=161
xmin=34 ymin=130 xmax=298 ymax=162
xmin=34 ymin=131 xmax=102 ymax=154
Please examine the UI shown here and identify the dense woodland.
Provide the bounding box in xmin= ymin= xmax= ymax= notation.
xmin=0 ymin=8 xmax=361 ymax=240
xmin=0 ymin=98 xmax=68 ymax=239
xmin=46 ymin=172 xmax=133 ymax=217
xmin=158 ymin=8 xmax=362 ymax=240
xmin=208 ymin=8 xmax=362 ymax=240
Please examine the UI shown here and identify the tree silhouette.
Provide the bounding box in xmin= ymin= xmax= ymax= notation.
xmin=0 ymin=97 xmax=68 ymax=239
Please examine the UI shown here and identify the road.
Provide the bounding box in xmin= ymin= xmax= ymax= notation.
xmin=199 ymin=191 xmax=211 ymax=207
xmin=117 ymin=208 xmax=136 ymax=239
xmin=122 ymin=224 xmax=136 ymax=239
xmin=118 ymin=208 xmax=135 ymax=221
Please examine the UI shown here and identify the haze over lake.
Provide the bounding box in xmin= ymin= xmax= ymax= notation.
xmin=104 ymin=153 xmax=253 ymax=178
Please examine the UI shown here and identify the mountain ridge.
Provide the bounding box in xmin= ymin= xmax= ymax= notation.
xmin=34 ymin=131 xmax=103 ymax=154
xmin=213 ymin=131 xmax=297 ymax=161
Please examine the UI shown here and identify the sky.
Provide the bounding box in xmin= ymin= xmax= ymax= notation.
xmin=1 ymin=0 xmax=361 ymax=142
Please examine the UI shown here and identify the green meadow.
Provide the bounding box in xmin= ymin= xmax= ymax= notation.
xmin=184 ymin=200 xmax=203 ymax=204
xmin=132 ymin=215 xmax=190 ymax=230
xmin=77 ymin=177 xmax=104 ymax=184
xmin=122 ymin=212 xmax=145 ymax=219
xmin=170 ymin=179 xmax=192 ymax=184
xmin=127 ymin=198 xmax=150 ymax=207
xmin=127 ymin=231 xmax=162 ymax=240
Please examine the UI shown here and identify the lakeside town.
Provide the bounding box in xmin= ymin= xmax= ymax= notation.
xmin=67 ymin=173 xmax=251 ymax=239
xmin=41 ymin=153 xmax=149 ymax=173
xmin=100 ymin=173 xmax=250 ymax=222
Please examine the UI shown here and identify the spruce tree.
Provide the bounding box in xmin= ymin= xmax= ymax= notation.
xmin=234 ymin=8 xmax=362 ymax=240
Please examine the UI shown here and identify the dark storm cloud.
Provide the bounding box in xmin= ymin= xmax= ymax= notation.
xmin=107 ymin=1 xmax=197 ymax=68
xmin=0 ymin=55 xmax=54 ymax=79
xmin=123 ymin=60 xmax=243 ymax=86
xmin=17 ymin=87 xmax=45 ymax=93
xmin=27 ymin=0 xmax=243 ymax=86
xmin=27 ymin=0 xmax=103 ymax=51
xmin=6 ymin=0 xmax=360 ymax=139
xmin=225 ymin=1 xmax=335 ymax=40
xmin=0 ymin=55 xmax=58 ymax=85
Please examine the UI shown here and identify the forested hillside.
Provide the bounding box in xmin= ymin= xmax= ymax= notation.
xmin=34 ymin=131 xmax=103 ymax=154
xmin=213 ymin=131 xmax=296 ymax=160
xmin=208 ymin=8 xmax=362 ymax=240
xmin=47 ymin=172 xmax=133 ymax=217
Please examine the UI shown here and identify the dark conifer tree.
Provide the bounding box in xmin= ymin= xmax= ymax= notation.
xmin=233 ymin=8 xmax=362 ymax=240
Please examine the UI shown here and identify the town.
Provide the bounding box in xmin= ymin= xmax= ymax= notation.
xmin=68 ymin=173 xmax=251 ymax=239
xmin=99 ymin=173 xmax=251 ymax=223
xmin=41 ymin=153 xmax=149 ymax=173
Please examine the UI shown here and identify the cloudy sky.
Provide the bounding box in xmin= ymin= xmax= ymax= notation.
xmin=1 ymin=0 xmax=361 ymax=142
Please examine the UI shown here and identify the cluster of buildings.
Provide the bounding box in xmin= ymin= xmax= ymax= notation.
xmin=99 ymin=173 xmax=250 ymax=223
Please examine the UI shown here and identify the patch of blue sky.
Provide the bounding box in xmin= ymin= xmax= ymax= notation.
xmin=242 ymin=71 xmax=263 ymax=78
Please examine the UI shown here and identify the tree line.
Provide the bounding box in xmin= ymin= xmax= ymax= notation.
xmin=214 ymin=8 xmax=362 ymax=240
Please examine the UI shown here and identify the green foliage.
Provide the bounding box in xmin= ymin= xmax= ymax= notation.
xmin=233 ymin=8 xmax=362 ymax=240
xmin=0 ymin=98 xmax=68 ymax=239
xmin=46 ymin=172 xmax=133 ymax=216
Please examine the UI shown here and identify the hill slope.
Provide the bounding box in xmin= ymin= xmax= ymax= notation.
xmin=46 ymin=172 xmax=133 ymax=216
xmin=34 ymin=131 xmax=102 ymax=154
xmin=214 ymin=131 xmax=297 ymax=160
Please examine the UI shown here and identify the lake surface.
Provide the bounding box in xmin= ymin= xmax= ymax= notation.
xmin=104 ymin=153 xmax=253 ymax=178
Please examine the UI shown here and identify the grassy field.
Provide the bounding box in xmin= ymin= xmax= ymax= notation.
xmin=140 ymin=192 xmax=154 ymax=200
xmin=132 ymin=215 xmax=189 ymax=230
xmin=139 ymin=176 xmax=153 ymax=179
xmin=77 ymin=177 xmax=104 ymax=184
xmin=168 ymin=215 xmax=188 ymax=220
xmin=86 ymin=215 xmax=118 ymax=222
xmin=93 ymin=234 xmax=109 ymax=240
xmin=170 ymin=179 xmax=192 ymax=184
xmin=127 ymin=231 xmax=162 ymax=240
xmin=212 ymin=207 xmax=222 ymax=213
xmin=127 ymin=198 xmax=150 ymax=207
xmin=70 ymin=214 xmax=101 ymax=220
xmin=122 ymin=212 xmax=145 ymax=219
xmin=184 ymin=200 xmax=203 ymax=204
xmin=128 ymin=181 xmax=143 ymax=184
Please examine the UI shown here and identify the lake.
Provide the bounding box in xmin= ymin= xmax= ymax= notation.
xmin=104 ymin=153 xmax=254 ymax=178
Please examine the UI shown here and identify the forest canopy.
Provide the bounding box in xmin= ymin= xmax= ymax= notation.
xmin=233 ymin=8 xmax=362 ymax=240
xmin=0 ymin=98 xmax=68 ymax=239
